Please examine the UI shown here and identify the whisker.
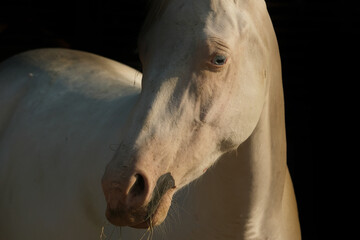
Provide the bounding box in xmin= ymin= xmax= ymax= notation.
xmin=100 ymin=221 xmax=113 ymax=240
xmin=107 ymin=226 xmax=116 ymax=240
xmin=100 ymin=226 xmax=106 ymax=240
xmin=147 ymin=217 xmax=154 ymax=240
xmin=138 ymin=228 xmax=150 ymax=240
xmin=171 ymin=198 xmax=193 ymax=219
xmin=118 ymin=227 xmax=122 ymax=240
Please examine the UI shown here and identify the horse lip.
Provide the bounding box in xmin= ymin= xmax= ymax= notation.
xmin=105 ymin=205 xmax=153 ymax=229
xmin=105 ymin=205 xmax=129 ymax=227
xmin=105 ymin=188 xmax=176 ymax=228
xmin=130 ymin=219 xmax=151 ymax=229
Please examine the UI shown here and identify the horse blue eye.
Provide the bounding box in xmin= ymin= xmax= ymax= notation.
xmin=211 ymin=55 xmax=227 ymax=65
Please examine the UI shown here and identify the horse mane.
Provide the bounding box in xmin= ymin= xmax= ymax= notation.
xmin=139 ymin=0 xmax=171 ymax=39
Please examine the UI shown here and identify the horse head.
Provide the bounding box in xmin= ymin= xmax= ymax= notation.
xmin=102 ymin=0 xmax=270 ymax=228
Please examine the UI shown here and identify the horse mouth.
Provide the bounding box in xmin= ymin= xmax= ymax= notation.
xmin=105 ymin=188 xmax=175 ymax=229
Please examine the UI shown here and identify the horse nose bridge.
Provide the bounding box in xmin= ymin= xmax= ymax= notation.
xmin=127 ymin=74 xmax=194 ymax=142
xmin=135 ymin=76 xmax=181 ymax=121
xmin=121 ymin=96 xmax=167 ymax=146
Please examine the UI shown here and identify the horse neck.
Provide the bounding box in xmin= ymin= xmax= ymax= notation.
xmin=238 ymin=73 xmax=288 ymax=238
xmin=182 ymin=58 xmax=287 ymax=239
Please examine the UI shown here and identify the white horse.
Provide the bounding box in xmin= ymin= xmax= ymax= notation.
xmin=0 ymin=0 xmax=301 ymax=239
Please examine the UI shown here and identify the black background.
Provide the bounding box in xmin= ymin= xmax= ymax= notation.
xmin=0 ymin=0 xmax=337 ymax=239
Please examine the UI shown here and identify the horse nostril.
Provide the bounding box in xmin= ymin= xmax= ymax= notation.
xmin=130 ymin=173 xmax=146 ymax=198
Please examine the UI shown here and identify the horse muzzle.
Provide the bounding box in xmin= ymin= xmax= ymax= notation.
xmin=102 ymin=167 xmax=176 ymax=228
